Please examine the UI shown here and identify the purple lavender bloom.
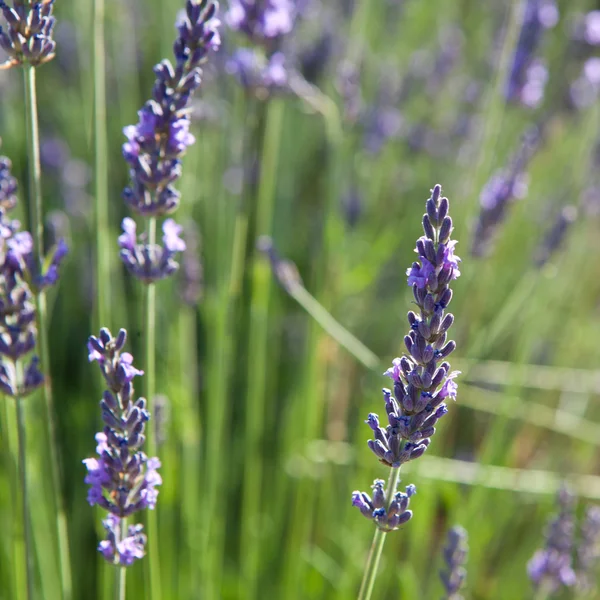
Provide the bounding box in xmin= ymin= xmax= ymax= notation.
xmin=118 ymin=218 xmax=186 ymax=283
xmin=351 ymin=479 xmax=416 ymax=532
xmin=575 ymin=506 xmax=600 ymax=594
xmin=363 ymin=185 xmax=460 ymax=470
xmin=440 ymin=526 xmax=468 ymax=599
xmin=98 ymin=514 xmax=147 ymax=567
xmin=528 ymin=487 xmax=577 ymax=594
xmin=120 ymin=0 xmax=220 ymax=282
xmin=505 ymin=0 xmax=558 ymax=106
xmin=0 ymin=153 xmax=50 ymax=398
xmin=0 ymin=156 xmax=17 ymax=211
xmin=0 ymin=0 xmax=56 ymax=68
xmin=225 ymin=0 xmax=294 ymax=45
xmin=472 ymin=128 xmax=540 ymax=257
xmin=583 ymin=11 xmax=600 ymax=46
xmin=225 ymin=48 xmax=290 ymax=95
xmin=83 ymin=328 xmax=161 ymax=566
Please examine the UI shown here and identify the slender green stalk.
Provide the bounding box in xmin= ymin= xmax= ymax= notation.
xmin=357 ymin=467 xmax=401 ymax=600
xmin=15 ymin=387 xmax=33 ymax=600
xmin=6 ymin=395 xmax=26 ymax=600
xmin=240 ymin=98 xmax=285 ymax=599
xmin=116 ymin=518 xmax=127 ymax=600
xmin=22 ymin=64 xmax=72 ymax=600
xmin=288 ymin=285 xmax=379 ymax=370
xmin=93 ymin=0 xmax=111 ymax=328
xmin=144 ymin=217 xmax=161 ymax=600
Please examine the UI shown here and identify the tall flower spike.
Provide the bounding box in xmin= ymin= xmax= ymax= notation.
xmin=504 ymin=0 xmax=558 ymax=106
xmin=369 ymin=184 xmax=461 ymax=469
xmin=0 ymin=149 xmax=67 ymax=397
xmin=0 ymin=0 xmax=56 ymax=69
xmin=440 ymin=526 xmax=468 ymax=599
xmin=120 ymin=0 xmax=220 ymax=283
xmin=528 ymin=486 xmax=577 ymax=594
xmin=83 ymin=328 xmax=162 ymax=566
xmin=472 ymin=126 xmax=541 ymax=257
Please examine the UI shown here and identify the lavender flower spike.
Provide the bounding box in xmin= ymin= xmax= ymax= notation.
xmin=83 ymin=328 xmax=162 ymax=566
xmin=367 ymin=184 xmax=461 ymax=469
xmin=120 ymin=0 xmax=220 ymax=282
xmin=528 ymin=486 xmax=577 ymax=594
xmin=225 ymin=0 xmax=295 ymax=45
xmin=440 ymin=526 xmax=468 ymax=599
xmin=0 ymin=148 xmax=67 ymax=397
xmin=0 ymin=0 xmax=56 ymax=69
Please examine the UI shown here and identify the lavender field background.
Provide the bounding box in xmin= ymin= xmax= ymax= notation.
xmin=1 ymin=0 xmax=600 ymax=598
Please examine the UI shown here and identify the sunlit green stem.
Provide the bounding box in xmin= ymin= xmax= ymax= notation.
xmin=144 ymin=216 xmax=161 ymax=600
xmin=93 ymin=0 xmax=111 ymax=328
xmin=22 ymin=63 xmax=72 ymax=600
xmin=116 ymin=517 xmax=127 ymax=600
xmin=357 ymin=467 xmax=401 ymax=600
xmin=240 ymin=98 xmax=284 ymax=599
xmin=15 ymin=370 xmax=33 ymax=600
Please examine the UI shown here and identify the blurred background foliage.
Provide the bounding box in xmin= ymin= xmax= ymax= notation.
xmin=1 ymin=0 xmax=600 ymax=598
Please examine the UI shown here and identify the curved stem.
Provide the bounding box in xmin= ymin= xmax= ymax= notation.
xmin=357 ymin=467 xmax=401 ymax=600
xmin=22 ymin=64 xmax=72 ymax=600
xmin=15 ymin=378 xmax=33 ymax=600
xmin=144 ymin=216 xmax=161 ymax=600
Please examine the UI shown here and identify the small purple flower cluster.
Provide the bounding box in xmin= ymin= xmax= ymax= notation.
xmin=440 ymin=526 xmax=468 ymax=599
xmin=0 ymin=151 xmax=66 ymax=397
xmin=225 ymin=0 xmax=294 ymax=46
xmin=472 ymin=127 xmax=540 ymax=257
xmin=0 ymin=0 xmax=56 ymax=69
xmin=119 ymin=0 xmax=220 ymax=283
xmin=528 ymin=487 xmax=577 ymax=594
xmin=224 ymin=0 xmax=295 ymax=96
xmin=352 ymin=479 xmax=416 ymax=532
xmin=83 ymin=328 xmax=162 ymax=566
xmin=352 ymin=184 xmax=461 ymax=529
xmin=505 ymin=0 xmax=558 ymax=108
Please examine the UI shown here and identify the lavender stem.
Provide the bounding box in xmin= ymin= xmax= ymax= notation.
xmin=22 ymin=63 xmax=73 ymax=600
xmin=93 ymin=0 xmax=111 ymax=328
xmin=357 ymin=467 xmax=401 ymax=600
xmin=144 ymin=216 xmax=160 ymax=599
xmin=15 ymin=381 xmax=33 ymax=600
xmin=116 ymin=517 xmax=127 ymax=600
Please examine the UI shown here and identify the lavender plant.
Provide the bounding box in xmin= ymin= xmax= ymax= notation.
xmin=0 ymin=5 xmax=72 ymax=597
xmin=118 ymin=4 xmax=220 ymax=595
xmin=353 ymin=184 xmax=461 ymax=600
xmin=504 ymin=0 xmax=558 ymax=107
xmin=83 ymin=328 xmax=161 ymax=591
xmin=472 ymin=127 xmax=541 ymax=257
xmin=527 ymin=487 xmax=577 ymax=597
xmin=439 ymin=526 xmax=468 ymax=600
xmin=0 ymin=148 xmax=63 ymax=599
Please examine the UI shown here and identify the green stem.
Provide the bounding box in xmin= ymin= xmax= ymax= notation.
xmin=144 ymin=217 xmax=161 ymax=600
xmin=15 ymin=385 xmax=33 ymax=600
xmin=116 ymin=518 xmax=127 ymax=600
xmin=93 ymin=0 xmax=111 ymax=328
xmin=22 ymin=64 xmax=72 ymax=600
xmin=240 ymin=98 xmax=285 ymax=599
xmin=7 ymin=393 xmax=26 ymax=600
xmin=357 ymin=467 xmax=401 ymax=600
